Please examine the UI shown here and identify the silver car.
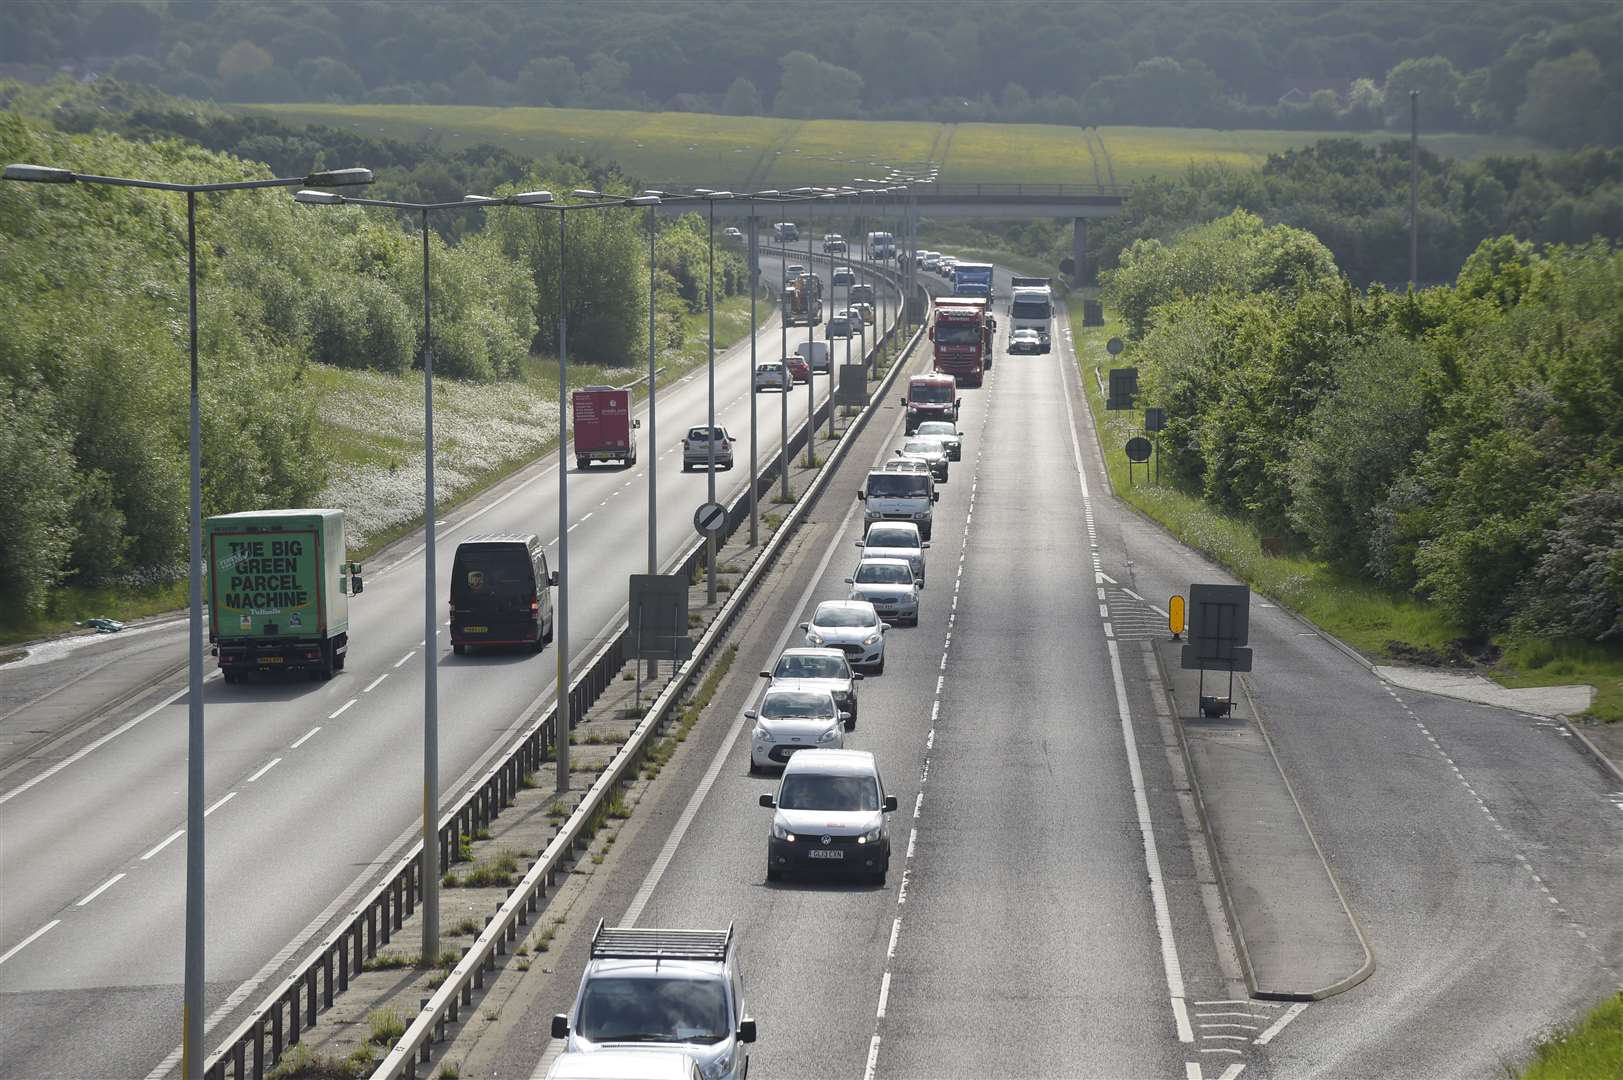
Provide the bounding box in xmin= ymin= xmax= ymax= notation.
xmin=682 ymin=426 xmax=735 ymax=471
xmin=761 ymin=647 xmax=862 ymax=727
xmin=855 ymin=522 xmax=928 ymax=583
xmin=914 ymin=420 xmax=962 ymax=461
xmin=746 ymin=687 xmax=847 ymax=773
xmin=800 ymin=600 xmax=886 ymax=673
xmin=847 ymin=557 xmax=922 ymax=627
xmin=754 ymin=361 xmax=790 ymax=392
xmin=760 ymin=748 xmax=898 ymax=885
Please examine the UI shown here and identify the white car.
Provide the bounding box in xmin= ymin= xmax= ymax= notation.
xmin=832 ymin=266 xmax=855 ymax=287
xmin=722 ymin=227 xmax=742 ymax=242
xmin=761 ymin=647 xmax=862 ymax=727
xmin=754 ymin=361 xmax=790 ymax=392
xmin=938 ymin=256 xmax=958 ymax=275
xmin=746 ymin=687 xmax=847 ymax=773
xmin=855 ymin=522 xmax=928 ymax=582
xmin=1008 ymin=328 xmax=1044 ymax=354
xmin=760 ymin=749 xmax=898 ymax=884
xmin=847 ymin=557 xmax=922 ymax=627
xmin=783 ymin=263 xmax=806 ymax=282
xmin=800 ymin=600 xmax=886 ymax=673
xmin=681 ymin=426 xmax=735 ymax=471
xmin=913 ymin=420 xmax=963 ymax=461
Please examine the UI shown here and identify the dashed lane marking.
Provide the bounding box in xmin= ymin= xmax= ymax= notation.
xmin=0 ymin=920 xmax=60 ymax=966
xmin=76 ymin=873 xmax=126 ymax=907
xmin=291 ymin=726 xmax=321 ymax=748
xmin=246 ymin=758 xmax=282 ymax=783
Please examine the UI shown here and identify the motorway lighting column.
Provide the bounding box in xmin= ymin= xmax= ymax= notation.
xmin=692 ymin=191 xmax=734 ymax=603
xmin=4 ymin=161 xmax=373 ymax=1080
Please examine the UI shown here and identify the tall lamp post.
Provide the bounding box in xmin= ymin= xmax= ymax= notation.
xmin=690 ymin=190 xmax=735 ymax=604
xmin=2 ymin=161 xmax=373 ymax=1080
xmin=292 ymin=186 xmax=537 ymax=970
xmin=466 ymin=189 xmax=647 ymax=792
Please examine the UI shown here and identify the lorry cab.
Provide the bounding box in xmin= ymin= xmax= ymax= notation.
xmin=450 ymin=534 xmax=556 ymax=655
xmin=857 ymin=468 xmax=939 ymax=540
xmin=900 ymin=373 xmax=961 ymax=433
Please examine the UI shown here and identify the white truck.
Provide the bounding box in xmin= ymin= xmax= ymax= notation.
xmin=866 ymin=231 xmax=896 ymax=259
xmin=1008 ymin=275 xmax=1054 ymax=354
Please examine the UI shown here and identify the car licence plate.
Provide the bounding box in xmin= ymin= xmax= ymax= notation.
xmin=465 ymin=626 xmax=488 ymax=633
xmin=259 ymin=657 xmax=284 ymax=664
xmin=808 ymin=850 xmax=844 ymax=859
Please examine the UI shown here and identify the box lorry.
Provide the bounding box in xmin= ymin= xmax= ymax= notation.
xmin=930 ymin=297 xmax=992 ymax=388
xmin=205 ymin=509 xmax=362 ymax=682
xmin=1009 ymin=276 xmax=1053 ymax=353
xmin=572 ymin=386 xmax=638 ymax=468
xmin=952 ymin=262 xmax=994 ymax=302
xmin=784 ymin=275 xmax=823 ymax=326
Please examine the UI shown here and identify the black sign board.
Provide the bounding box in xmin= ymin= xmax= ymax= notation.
xmin=836 ymin=363 xmax=868 ymax=406
xmin=629 ymin=574 xmax=693 ymax=662
xmin=1106 ymin=367 xmax=1138 ymax=411
xmin=1179 ymin=583 xmax=1253 ymax=673
xmin=1145 ymin=407 xmax=1167 ymax=432
xmin=1125 ymin=437 xmax=1152 ymax=463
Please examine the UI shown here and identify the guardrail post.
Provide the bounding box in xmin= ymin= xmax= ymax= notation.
xmin=366 ymin=905 xmax=377 ymax=959
xmin=305 ymin=968 xmax=317 ymax=1028
xmin=289 ymin=986 xmax=301 ymax=1045
xmin=380 ymin=887 xmax=392 ymax=946
xmin=252 ymin=1023 xmax=264 ymax=1080
xmin=338 ymin=937 xmax=349 ymax=992
xmin=323 ymin=950 xmax=334 ymax=1007
xmin=352 ymin=922 xmax=364 ymax=976
xmin=231 ymin=1039 xmax=245 ymax=1080
xmin=270 ymin=1003 xmax=283 ymax=1066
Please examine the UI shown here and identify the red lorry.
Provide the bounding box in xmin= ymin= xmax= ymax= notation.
xmin=930 ymin=297 xmax=992 ymax=388
xmin=572 ymin=386 xmax=639 ymax=468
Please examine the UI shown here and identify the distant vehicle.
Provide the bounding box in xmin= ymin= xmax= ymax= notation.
xmin=823 ymin=233 xmax=847 ymax=254
xmin=952 ymin=261 xmax=994 ymax=302
xmin=449 ymin=534 xmax=555 ymax=656
xmin=745 ymin=687 xmax=847 ymax=773
xmin=931 ymin=298 xmax=991 ymax=388
xmin=79 ymin=617 xmax=125 ymax=633
xmin=858 ymin=466 xmax=939 ymax=539
xmin=783 ymin=275 xmax=823 ymax=326
xmin=896 ymin=438 xmax=949 ymax=483
xmin=785 ymin=354 xmax=811 ymax=383
xmin=846 ymin=557 xmax=922 ymax=626
xmin=682 ymin=425 xmax=736 ymax=471
xmin=832 ymin=266 xmax=856 ymax=287
xmin=901 ymin=372 xmax=961 ymax=434
xmin=761 ymin=647 xmax=862 ymax=727
xmin=915 ymin=250 xmax=936 ymax=269
xmin=572 ymin=386 xmax=638 ymax=468
xmin=205 ymin=509 xmax=362 ymax=683
xmin=826 ymin=313 xmax=853 ymax=339
xmin=795 ymin=340 xmax=831 ymax=373
xmin=759 ymin=748 xmax=897 ymax=884
xmin=938 ymin=256 xmax=959 ymax=275
xmin=850 ymin=302 xmax=875 ymax=326
xmin=551 ymin=923 xmax=755 ymax=1080
xmin=544 ymin=1049 xmax=702 ymax=1080
xmin=854 ymin=521 xmax=928 ymax=583
xmin=1008 ymin=328 xmax=1044 ymax=354
xmin=773 ymin=221 xmax=799 ymax=243
xmin=800 ymin=600 xmax=887 ymax=673
xmin=1009 ymin=276 xmax=1054 ymax=353
xmin=722 ymin=226 xmax=742 ymax=242
xmin=783 ymin=263 xmax=806 ymax=282
xmin=866 ymin=231 xmax=896 ymax=259
xmin=848 ymin=283 xmax=876 ymax=306
xmin=754 ymin=360 xmax=790 ymax=392
xmin=914 ymin=420 xmax=963 ymax=460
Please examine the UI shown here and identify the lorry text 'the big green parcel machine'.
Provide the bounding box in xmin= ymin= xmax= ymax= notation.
xmin=205 ymin=509 xmax=363 ymax=683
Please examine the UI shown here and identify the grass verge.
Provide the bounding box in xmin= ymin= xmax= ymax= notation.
xmin=1066 ymin=296 xmax=1621 ymax=722
xmin=1519 ymin=993 xmax=1622 ymax=1080
xmin=642 ymin=644 xmax=738 ymax=781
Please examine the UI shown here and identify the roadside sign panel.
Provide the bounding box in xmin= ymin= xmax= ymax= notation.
xmin=1125 ymin=436 xmax=1152 ymax=463
xmin=836 ymin=363 xmax=868 ymax=406
xmin=629 ymin=574 xmax=692 ymax=662
xmin=1107 ymin=367 xmax=1138 ymax=411
xmin=693 ymin=501 xmax=727 ymax=539
xmin=1145 ymin=407 xmax=1167 ymax=432
xmin=1180 ymin=583 xmax=1253 ymax=672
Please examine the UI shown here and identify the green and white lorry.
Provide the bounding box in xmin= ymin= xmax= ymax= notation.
xmin=204 ymin=508 xmax=363 ymax=683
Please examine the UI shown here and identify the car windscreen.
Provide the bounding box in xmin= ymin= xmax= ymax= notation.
xmin=814 ymin=604 xmax=876 ymax=628
xmin=575 ymin=976 xmax=729 ymax=1044
xmin=910 ymin=382 xmax=956 ymax=402
xmin=866 ymin=527 xmax=917 ymax=549
xmin=761 ymin=692 xmax=835 ymax=719
xmin=775 ymin=654 xmax=847 ymax=680
xmin=934 ymin=324 xmax=982 ymax=346
xmin=1011 ymin=299 xmax=1051 ymax=320
xmin=856 ymin=563 xmax=913 ymax=584
xmin=902 ymin=442 xmax=937 ymax=456
xmin=687 ymin=427 xmax=721 ymax=440
xmin=451 ymin=547 xmax=533 ymax=602
xmin=866 ymin=474 xmax=929 ymax=497
xmin=779 ymin=773 xmax=880 ymax=812
xmin=916 ymin=423 xmax=955 ymax=437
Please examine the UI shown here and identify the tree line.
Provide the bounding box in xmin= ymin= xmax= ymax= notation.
xmin=3 ymin=1 xmax=1617 ymax=147
xmin=1103 ymin=211 xmax=1621 ymax=646
xmin=0 ymin=105 xmax=746 ymax=617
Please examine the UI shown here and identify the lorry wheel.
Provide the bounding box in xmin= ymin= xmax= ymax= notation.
xmin=334 ymin=651 xmax=346 ymax=672
xmin=222 ymin=670 xmax=239 ymax=685
xmin=576 ymin=456 xmax=588 ymax=470
xmin=453 ymin=643 xmax=466 ymax=656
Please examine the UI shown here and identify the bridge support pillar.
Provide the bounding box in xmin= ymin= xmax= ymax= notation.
xmin=1073 ymin=218 xmax=1094 ymax=287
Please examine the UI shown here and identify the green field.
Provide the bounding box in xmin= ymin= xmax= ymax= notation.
xmin=243 ymin=103 xmax=1548 ymax=189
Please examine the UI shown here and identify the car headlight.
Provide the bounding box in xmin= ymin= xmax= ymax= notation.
xmin=771 ymin=822 xmax=797 ymax=841
xmin=707 ymin=1054 xmax=732 ymax=1080
xmin=856 ymin=827 xmax=883 ymax=845
xmin=806 ymin=631 xmax=825 ymax=646
xmin=862 ymin=633 xmax=881 ymax=646
xmin=752 ymin=726 xmax=768 ymax=742
xmin=818 ymin=725 xmax=842 ymax=743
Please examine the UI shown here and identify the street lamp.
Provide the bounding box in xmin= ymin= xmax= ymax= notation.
xmin=3 ymin=160 xmax=373 ymax=1080
xmin=293 ymin=186 xmax=530 ymax=974
xmin=635 ymin=192 xmax=664 ymax=575
xmin=466 ymin=188 xmax=633 ymax=794
xmin=689 ymin=190 xmax=734 ymax=604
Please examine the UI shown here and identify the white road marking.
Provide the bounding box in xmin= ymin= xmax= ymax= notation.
xmin=291 ymin=726 xmax=321 ymax=748
xmin=1254 ymin=1002 xmax=1309 ymax=1045
xmin=863 ymin=1036 xmax=882 ymax=1080
xmin=328 ymin=699 xmax=355 ymax=719
xmin=0 ymin=920 xmax=60 ymax=966
xmin=140 ymin=828 xmax=185 ymax=861
xmin=362 ymin=674 xmax=388 ymax=693
xmin=393 ymin=651 xmax=415 ymax=668
xmin=875 ymin=970 xmax=892 ymax=1018
xmin=887 ymin=917 xmax=901 ymax=958
xmin=76 ymin=872 xmax=127 ymax=907
xmin=246 ymin=758 xmax=282 ymax=783
xmin=204 ymin=791 xmax=237 ymax=817
xmin=0 ymin=682 xmax=188 ymax=806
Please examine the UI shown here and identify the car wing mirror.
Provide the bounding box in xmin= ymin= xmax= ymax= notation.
xmin=633 ymin=419 xmax=642 ymax=429
xmin=551 ymin=1014 xmax=569 ymax=1039
xmin=744 ymin=710 xmax=759 ymax=720
xmin=921 ymin=542 xmax=932 ymax=549
xmin=883 ymin=795 xmax=899 ymax=812
xmin=798 ymin=622 xmax=810 ymax=631
xmin=759 ymin=670 xmax=773 ymax=679
xmin=844 ymin=577 xmax=855 ymax=584
xmin=853 ymin=540 xmax=864 ymax=547
xmin=851 ymin=672 xmax=864 ymax=681
xmin=915 ymin=579 xmax=925 ymax=589
xmin=856 ymin=490 xmax=866 ymax=501
xmin=738 ymin=1017 xmax=758 ymax=1044
xmin=932 ymin=492 xmax=940 ymax=502
xmin=548 ymin=571 xmax=560 ymax=587
xmin=758 ymin=793 xmax=776 ymax=808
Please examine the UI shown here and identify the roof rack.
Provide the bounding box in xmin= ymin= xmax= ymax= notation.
xmin=589 ymin=921 xmax=733 ymax=963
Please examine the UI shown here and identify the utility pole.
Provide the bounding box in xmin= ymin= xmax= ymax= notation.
xmin=1409 ymin=89 xmax=1419 ymax=291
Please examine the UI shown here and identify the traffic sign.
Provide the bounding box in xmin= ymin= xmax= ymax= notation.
xmin=1106 ymin=337 xmax=1124 ymax=355
xmin=693 ymin=501 xmax=727 ymax=539
xmin=1125 ymin=437 xmax=1152 ymax=462
xmin=1145 ymin=407 xmax=1167 ymax=432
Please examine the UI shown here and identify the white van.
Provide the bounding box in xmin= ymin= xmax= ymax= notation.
xmin=857 ymin=468 xmax=939 ymax=540
xmin=796 ymin=340 xmax=832 ymax=373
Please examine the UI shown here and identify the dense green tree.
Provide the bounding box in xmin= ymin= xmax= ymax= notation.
xmin=721 ymin=76 xmax=762 ymax=117
xmin=1517 ymin=50 xmax=1620 ymax=149
xmin=773 ymin=51 xmax=862 ymax=119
